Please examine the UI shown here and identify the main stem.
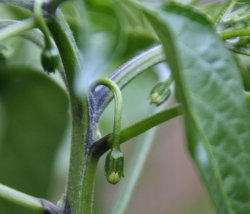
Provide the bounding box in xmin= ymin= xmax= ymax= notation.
xmin=48 ymin=11 xmax=97 ymax=214
xmin=80 ymin=154 xmax=98 ymax=213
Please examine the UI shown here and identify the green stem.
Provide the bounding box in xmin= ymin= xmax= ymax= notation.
xmin=65 ymin=98 xmax=88 ymax=214
xmin=112 ymin=46 xmax=165 ymax=89
xmin=120 ymin=105 xmax=180 ymax=143
xmin=91 ymin=104 xmax=181 ymax=157
xmin=34 ymin=0 xmax=53 ymax=48
xmin=0 ymin=183 xmax=43 ymax=212
xmin=220 ymin=28 xmax=250 ymax=40
xmin=93 ymin=79 xmax=123 ymax=150
xmin=0 ymin=18 xmax=35 ymax=41
xmin=95 ymin=45 xmax=165 ymax=112
xmin=47 ymin=10 xmax=91 ymax=214
xmin=92 ymin=78 xmax=125 ymax=184
xmin=47 ymin=10 xmax=82 ymax=89
xmin=80 ymin=155 xmax=98 ymax=214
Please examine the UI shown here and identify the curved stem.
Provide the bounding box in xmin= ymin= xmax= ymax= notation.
xmin=94 ymin=45 xmax=165 ymax=114
xmin=34 ymin=0 xmax=53 ymax=48
xmin=92 ymin=78 xmax=124 ymax=184
xmin=91 ymin=104 xmax=181 ymax=157
xmin=0 ymin=18 xmax=35 ymax=41
xmin=220 ymin=28 xmax=250 ymax=40
xmin=92 ymin=78 xmax=123 ymax=150
xmin=0 ymin=183 xmax=44 ymax=212
xmin=47 ymin=10 xmax=82 ymax=88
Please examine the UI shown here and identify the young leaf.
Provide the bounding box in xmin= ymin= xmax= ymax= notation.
xmin=144 ymin=3 xmax=250 ymax=213
xmin=0 ymin=67 xmax=68 ymax=213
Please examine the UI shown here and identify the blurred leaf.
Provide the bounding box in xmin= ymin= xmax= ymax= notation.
xmin=0 ymin=0 xmax=33 ymax=11
xmin=0 ymin=66 xmax=68 ymax=213
xmin=0 ymin=4 xmax=31 ymax=20
xmin=145 ymin=3 xmax=250 ymax=213
xmin=72 ymin=0 xmax=156 ymax=95
xmin=0 ymin=98 xmax=5 ymax=146
xmin=219 ymin=1 xmax=250 ymax=29
xmin=122 ymin=28 xmax=156 ymax=60
xmin=201 ymin=2 xmax=225 ymax=21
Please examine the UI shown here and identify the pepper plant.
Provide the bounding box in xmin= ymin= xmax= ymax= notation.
xmin=0 ymin=0 xmax=250 ymax=213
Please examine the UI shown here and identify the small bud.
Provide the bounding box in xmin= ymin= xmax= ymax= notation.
xmin=41 ymin=47 xmax=59 ymax=73
xmin=150 ymin=82 xmax=171 ymax=106
xmin=105 ymin=149 xmax=124 ymax=184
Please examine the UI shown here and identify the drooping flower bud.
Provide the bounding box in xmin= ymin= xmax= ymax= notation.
xmin=105 ymin=149 xmax=124 ymax=184
xmin=41 ymin=47 xmax=59 ymax=73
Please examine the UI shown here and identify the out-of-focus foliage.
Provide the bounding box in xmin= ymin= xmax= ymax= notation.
xmin=0 ymin=0 xmax=250 ymax=213
xmin=0 ymin=67 xmax=68 ymax=213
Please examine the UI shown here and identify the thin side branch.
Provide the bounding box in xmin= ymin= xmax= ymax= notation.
xmin=91 ymin=104 xmax=181 ymax=157
xmin=0 ymin=18 xmax=35 ymax=41
xmin=0 ymin=183 xmax=61 ymax=213
xmin=220 ymin=28 xmax=250 ymax=40
xmin=93 ymin=45 xmax=165 ymax=116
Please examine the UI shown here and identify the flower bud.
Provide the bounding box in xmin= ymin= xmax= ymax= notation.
xmin=41 ymin=47 xmax=59 ymax=73
xmin=150 ymin=82 xmax=171 ymax=106
xmin=105 ymin=149 xmax=124 ymax=184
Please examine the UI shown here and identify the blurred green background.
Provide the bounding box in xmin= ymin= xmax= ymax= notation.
xmin=0 ymin=0 xmax=235 ymax=213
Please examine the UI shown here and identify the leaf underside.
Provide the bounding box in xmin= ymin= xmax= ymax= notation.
xmin=0 ymin=67 xmax=68 ymax=213
xmin=145 ymin=3 xmax=250 ymax=213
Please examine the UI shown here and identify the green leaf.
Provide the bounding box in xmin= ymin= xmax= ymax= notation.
xmin=144 ymin=3 xmax=250 ymax=213
xmin=0 ymin=66 xmax=68 ymax=213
